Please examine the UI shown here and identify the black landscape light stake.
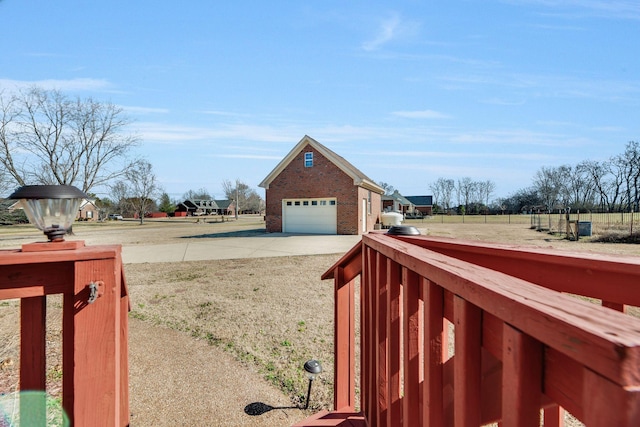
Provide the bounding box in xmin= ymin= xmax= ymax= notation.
xmin=303 ymin=359 xmax=322 ymax=410
xmin=9 ymin=185 xmax=87 ymax=242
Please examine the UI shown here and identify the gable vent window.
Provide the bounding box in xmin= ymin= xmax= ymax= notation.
xmin=304 ymin=152 xmax=313 ymax=168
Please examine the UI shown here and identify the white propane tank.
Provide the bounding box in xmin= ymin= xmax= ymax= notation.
xmin=381 ymin=211 xmax=403 ymax=228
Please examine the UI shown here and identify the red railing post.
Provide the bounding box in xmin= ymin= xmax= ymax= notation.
xmin=363 ymin=246 xmax=374 ymax=422
xmin=0 ymin=243 xmax=129 ymax=427
xmin=334 ymin=266 xmax=356 ymax=411
xmin=63 ymin=257 xmax=122 ymax=425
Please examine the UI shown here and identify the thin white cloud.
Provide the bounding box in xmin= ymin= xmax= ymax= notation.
xmin=362 ymin=13 xmax=420 ymax=51
xmin=449 ymin=129 xmax=591 ymax=147
xmin=503 ymin=0 xmax=640 ymax=20
xmin=0 ymin=78 xmax=111 ymax=92
xmin=481 ymin=98 xmax=526 ymax=106
xmin=123 ymin=106 xmax=170 ymax=114
xmin=134 ymin=122 xmax=306 ymax=144
xmin=201 ymin=110 xmax=248 ymax=117
xmin=439 ymin=72 xmax=640 ymax=104
xmin=215 ymin=154 xmax=282 ymax=160
xmin=372 ymin=150 xmax=554 ymax=161
xmin=392 ymin=110 xmax=451 ymax=119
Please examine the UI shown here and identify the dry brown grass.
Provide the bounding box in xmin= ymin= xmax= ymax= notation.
xmin=125 ymin=255 xmax=341 ymax=410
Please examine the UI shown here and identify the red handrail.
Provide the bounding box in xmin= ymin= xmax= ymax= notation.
xmin=0 ymin=242 xmax=129 ymax=426
xmin=295 ymin=233 xmax=640 ymax=427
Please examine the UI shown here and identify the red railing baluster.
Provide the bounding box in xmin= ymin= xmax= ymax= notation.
xmin=402 ymin=267 xmax=422 ymax=427
xmin=453 ymin=295 xmax=482 ymax=427
xmin=376 ymin=252 xmax=390 ymax=427
xmin=388 ymin=259 xmax=403 ymax=425
xmin=502 ymin=324 xmax=543 ymax=427
xmin=423 ymin=279 xmax=444 ymax=427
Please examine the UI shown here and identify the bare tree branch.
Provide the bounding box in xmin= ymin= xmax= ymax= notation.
xmin=0 ymin=86 xmax=138 ymax=193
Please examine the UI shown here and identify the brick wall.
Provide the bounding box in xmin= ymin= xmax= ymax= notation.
xmin=265 ymin=144 xmax=370 ymax=235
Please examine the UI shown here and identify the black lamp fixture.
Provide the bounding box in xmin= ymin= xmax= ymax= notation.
xmin=386 ymin=225 xmax=421 ymax=236
xmin=302 ymin=359 xmax=322 ymax=410
xmin=9 ymin=185 xmax=87 ymax=242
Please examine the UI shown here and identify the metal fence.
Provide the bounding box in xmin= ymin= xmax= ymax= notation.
xmin=405 ymin=212 xmax=640 ymax=238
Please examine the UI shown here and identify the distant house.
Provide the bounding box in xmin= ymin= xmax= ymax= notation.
xmin=381 ymin=192 xmax=433 ymax=217
xmin=382 ymin=190 xmax=414 ymax=213
xmin=175 ymin=199 xmax=235 ymax=216
xmin=259 ymin=135 xmax=384 ymax=235
xmin=405 ymin=195 xmax=433 ymax=216
xmin=0 ymin=199 xmax=27 ymax=224
xmin=77 ymin=199 xmax=99 ymax=221
xmin=176 ymin=199 xmax=218 ymax=216
xmin=213 ymin=200 xmax=235 ymax=216
xmin=4 ymin=198 xmax=99 ymax=221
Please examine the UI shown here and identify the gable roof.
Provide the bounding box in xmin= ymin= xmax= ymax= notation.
xmin=259 ymin=135 xmax=384 ymax=194
xmin=383 ymin=190 xmax=413 ymax=206
xmin=79 ymin=199 xmax=98 ymax=210
xmin=179 ymin=199 xmax=220 ymax=210
xmin=0 ymin=199 xmax=16 ymax=210
xmin=214 ymin=199 xmax=233 ymax=209
xmin=405 ymin=195 xmax=433 ymax=206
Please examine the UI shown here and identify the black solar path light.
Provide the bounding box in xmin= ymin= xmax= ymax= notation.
xmin=302 ymin=359 xmax=323 ymax=410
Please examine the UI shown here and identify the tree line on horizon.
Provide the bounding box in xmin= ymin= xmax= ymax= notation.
xmin=428 ymin=141 xmax=640 ymax=215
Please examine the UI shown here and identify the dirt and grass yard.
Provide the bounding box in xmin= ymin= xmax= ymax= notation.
xmin=1 ymin=215 xmax=640 ymax=425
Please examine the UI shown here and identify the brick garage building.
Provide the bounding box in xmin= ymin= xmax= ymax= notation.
xmin=259 ymin=135 xmax=384 ymax=235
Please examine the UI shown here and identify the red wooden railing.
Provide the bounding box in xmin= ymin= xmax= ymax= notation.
xmin=0 ymin=241 xmax=129 ymax=426
xmin=294 ymin=233 xmax=640 ymax=427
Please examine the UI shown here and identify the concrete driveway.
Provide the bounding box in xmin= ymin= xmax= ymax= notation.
xmin=122 ymin=233 xmax=362 ymax=263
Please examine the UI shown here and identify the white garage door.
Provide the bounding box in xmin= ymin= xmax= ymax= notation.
xmin=283 ymin=198 xmax=337 ymax=234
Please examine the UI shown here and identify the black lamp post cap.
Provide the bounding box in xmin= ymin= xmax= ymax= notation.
xmin=386 ymin=225 xmax=421 ymax=236
xmin=9 ymin=185 xmax=87 ymax=200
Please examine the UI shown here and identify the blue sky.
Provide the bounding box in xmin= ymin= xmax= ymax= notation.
xmin=1 ymin=1 xmax=638 ymax=201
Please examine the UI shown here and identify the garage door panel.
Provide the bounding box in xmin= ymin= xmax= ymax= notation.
xmin=283 ymin=199 xmax=337 ymax=234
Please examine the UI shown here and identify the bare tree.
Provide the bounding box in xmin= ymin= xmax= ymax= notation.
xmin=110 ymin=181 xmax=129 ymax=216
xmin=182 ymin=188 xmax=212 ymax=200
xmin=567 ymin=163 xmax=596 ymax=210
xmin=618 ymin=141 xmax=640 ymax=211
xmin=456 ymin=177 xmax=476 ymax=213
xmin=378 ymin=182 xmax=395 ymax=196
xmin=0 ymin=91 xmax=24 ymax=188
xmin=245 ymin=190 xmax=265 ymax=213
xmin=429 ymin=178 xmax=455 ymax=213
xmin=113 ymin=160 xmax=159 ymax=224
xmin=0 ymin=87 xmax=138 ymax=193
xmin=222 ymin=179 xmax=263 ymax=216
xmin=478 ymin=180 xmax=496 ymax=213
xmin=533 ymin=166 xmax=566 ymax=211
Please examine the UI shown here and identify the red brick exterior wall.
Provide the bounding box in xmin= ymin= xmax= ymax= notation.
xmin=265 ymin=144 xmax=379 ymax=235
